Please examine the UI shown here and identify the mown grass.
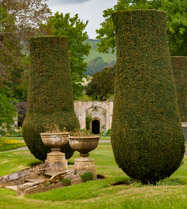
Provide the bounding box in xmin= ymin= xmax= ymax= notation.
xmin=99 ymin=136 xmax=111 ymax=141
xmin=0 ymin=143 xmax=186 ymax=209
xmin=0 ymin=149 xmax=41 ymax=176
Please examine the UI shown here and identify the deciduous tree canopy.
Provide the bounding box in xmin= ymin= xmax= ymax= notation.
xmin=40 ymin=12 xmax=91 ymax=99
xmin=0 ymin=0 xmax=51 ymax=126
xmin=85 ymin=66 xmax=115 ymax=101
xmin=96 ymin=0 xmax=187 ymax=56
xmin=0 ymin=0 xmax=51 ymax=100
xmin=0 ymin=93 xmax=16 ymax=129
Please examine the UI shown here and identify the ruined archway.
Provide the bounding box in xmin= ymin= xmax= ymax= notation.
xmin=74 ymin=101 xmax=113 ymax=131
xmin=92 ymin=119 xmax=100 ymax=134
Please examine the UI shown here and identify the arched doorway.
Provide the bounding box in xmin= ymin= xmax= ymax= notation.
xmin=92 ymin=119 xmax=100 ymax=134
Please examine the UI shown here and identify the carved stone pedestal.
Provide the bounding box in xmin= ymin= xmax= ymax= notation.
xmin=73 ymin=157 xmax=97 ymax=179
xmin=45 ymin=151 xmax=67 ymax=174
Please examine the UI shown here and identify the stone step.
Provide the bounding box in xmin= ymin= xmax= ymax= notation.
xmin=44 ymin=171 xmax=63 ymax=177
xmin=44 ymin=169 xmax=75 ymax=178
xmin=25 ymin=178 xmax=46 ymax=184
xmin=5 ymin=185 xmax=18 ymax=191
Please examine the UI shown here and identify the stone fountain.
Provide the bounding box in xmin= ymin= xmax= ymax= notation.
xmin=0 ymin=132 xmax=100 ymax=195
xmin=0 ymin=131 xmax=78 ymax=196
xmin=68 ymin=135 xmax=100 ymax=179
xmin=40 ymin=132 xmax=69 ymax=175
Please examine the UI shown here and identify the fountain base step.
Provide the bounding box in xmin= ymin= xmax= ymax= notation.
xmin=0 ymin=157 xmax=98 ymax=196
xmin=74 ymin=157 xmax=97 ymax=179
xmin=5 ymin=185 xmax=18 ymax=191
xmin=25 ymin=177 xmax=47 ymax=184
xmin=45 ymin=151 xmax=68 ymax=172
xmin=0 ymin=164 xmax=84 ymax=196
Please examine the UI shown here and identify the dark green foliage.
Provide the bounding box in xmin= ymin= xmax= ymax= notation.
xmin=97 ymin=0 xmax=187 ymax=56
xmin=100 ymin=129 xmax=111 ymax=137
xmin=16 ymin=102 xmax=27 ymax=127
xmin=40 ymin=12 xmax=91 ymax=99
xmin=80 ymin=171 xmax=94 ymax=182
xmin=0 ymin=2 xmax=50 ymax=102
xmin=61 ymin=178 xmax=71 ymax=186
xmin=22 ymin=36 xmax=79 ymax=161
xmin=171 ymin=56 xmax=187 ymax=122
xmin=86 ymin=113 xmax=92 ymax=130
xmin=85 ymin=66 xmax=115 ymax=101
xmin=0 ymin=93 xmax=17 ymax=129
xmin=111 ymin=10 xmax=185 ymax=183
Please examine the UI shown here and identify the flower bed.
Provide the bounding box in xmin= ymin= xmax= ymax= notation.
xmin=0 ymin=138 xmax=25 ymax=151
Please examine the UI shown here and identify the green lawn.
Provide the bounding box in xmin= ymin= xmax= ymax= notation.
xmin=99 ymin=136 xmax=111 ymax=140
xmin=0 ymin=143 xmax=186 ymax=209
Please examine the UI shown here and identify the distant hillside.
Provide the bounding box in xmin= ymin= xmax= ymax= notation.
xmin=84 ymin=39 xmax=116 ymax=75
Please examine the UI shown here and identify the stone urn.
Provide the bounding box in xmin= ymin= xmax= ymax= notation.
xmin=68 ymin=135 xmax=100 ymax=179
xmin=40 ymin=132 xmax=70 ymax=174
xmin=68 ymin=136 xmax=100 ymax=157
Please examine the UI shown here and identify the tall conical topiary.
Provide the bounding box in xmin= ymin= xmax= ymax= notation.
xmin=111 ymin=10 xmax=185 ymax=183
xmin=22 ymin=36 xmax=79 ymax=161
xmin=171 ymin=56 xmax=187 ymax=122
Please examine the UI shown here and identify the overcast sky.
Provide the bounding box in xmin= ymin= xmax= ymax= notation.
xmin=47 ymin=0 xmax=118 ymax=39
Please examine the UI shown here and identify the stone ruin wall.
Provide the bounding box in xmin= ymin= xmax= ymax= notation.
xmin=74 ymin=101 xmax=113 ymax=132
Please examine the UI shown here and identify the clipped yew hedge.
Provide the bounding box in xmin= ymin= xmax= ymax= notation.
xmin=22 ymin=36 xmax=79 ymax=161
xmin=111 ymin=10 xmax=185 ymax=183
xmin=171 ymin=56 xmax=187 ymax=122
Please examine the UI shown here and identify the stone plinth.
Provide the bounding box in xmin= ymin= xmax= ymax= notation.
xmin=45 ymin=151 xmax=67 ymax=173
xmin=73 ymin=157 xmax=97 ymax=179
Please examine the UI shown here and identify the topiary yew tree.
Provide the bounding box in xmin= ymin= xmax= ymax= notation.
xmin=22 ymin=36 xmax=79 ymax=161
xmin=111 ymin=10 xmax=185 ymax=183
xmin=171 ymin=56 xmax=187 ymax=122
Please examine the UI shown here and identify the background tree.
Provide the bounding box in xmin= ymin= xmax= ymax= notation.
xmin=0 ymin=93 xmax=17 ymax=129
xmin=96 ymin=0 xmax=187 ymax=56
xmin=85 ymin=66 xmax=115 ymax=101
xmin=1 ymin=0 xmax=51 ymax=43
xmin=0 ymin=5 xmax=20 ymax=127
xmin=0 ymin=0 xmax=51 ymax=101
xmin=16 ymin=101 xmax=27 ymax=127
xmin=0 ymin=0 xmax=51 ymax=129
xmin=0 ymin=5 xmax=22 ymax=91
xmin=40 ymin=12 xmax=91 ymax=99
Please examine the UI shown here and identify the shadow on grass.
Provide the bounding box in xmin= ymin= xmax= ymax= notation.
xmin=28 ymin=161 xmax=43 ymax=167
xmin=156 ymin=178 xmax=186 ymax=186
xmin=111 ymin=178 xmax=139 ymax=186
xmin=97 ymin=174 xmax=105 ymax=179
xmin=111 ymin=177 xmax=186 ymax=186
